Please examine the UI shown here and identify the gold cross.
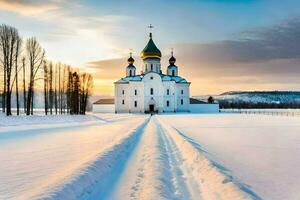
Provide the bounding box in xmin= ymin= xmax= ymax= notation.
xmin=148 ymin=24 xmax=154 ymax=32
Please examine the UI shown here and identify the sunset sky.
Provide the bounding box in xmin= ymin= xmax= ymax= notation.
xmin=1 ymin=0 xmax=300 ymax=96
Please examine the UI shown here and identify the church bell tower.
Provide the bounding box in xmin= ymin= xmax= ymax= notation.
xmin=140 ymin=24 xmax=162 ymax=74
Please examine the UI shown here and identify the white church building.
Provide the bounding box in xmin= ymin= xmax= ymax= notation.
xmin=114 ymin=31 xmax=190 ymax=113
xmin=93 ymin=29 xmax=219 ymax=114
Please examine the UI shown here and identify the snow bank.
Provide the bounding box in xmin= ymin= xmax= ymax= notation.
xmin=159 ymin=114 xmax=300 ymax=200
xmin=157 ymin=116 xmax=259 ymax=200
xmin=37 ymin=117 xmax=150 ymax=200
xmin=0 ymin=114 xmax=147 ymax=199
xmin=0 ymin=113 xmax=137 ymax=127
xmin=0 ymin=114 xmax=100 ymax=127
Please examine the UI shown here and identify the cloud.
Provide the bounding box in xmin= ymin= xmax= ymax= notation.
xmin=176 ymin=17 xmax=300 ymax=64
xmin=4 ymin=1 xmax=136 ymax=66
xmin=0 ymin=0 xmax=59 ymax=15
xmin=87 ymin=17 xmax=300 ymax=95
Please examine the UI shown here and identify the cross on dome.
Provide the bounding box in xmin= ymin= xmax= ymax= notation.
xmin=169 ymin=48 xmax=176 ymax=65
xmin=148 ymin=24 xmax=154 ymax=38
xmin=127 ymin=49 xmax=135 ymax=64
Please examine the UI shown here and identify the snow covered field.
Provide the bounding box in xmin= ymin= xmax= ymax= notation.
xmin=0 ymin=113 xmax=299 ymax=199
xmin=159 ymin=114 xmax=300 ymax=200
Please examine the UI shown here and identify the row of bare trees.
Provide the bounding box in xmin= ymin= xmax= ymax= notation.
xmin=0 ymin=24 xmax=93 ymax=116
xmin=43 ymin=62 xmax=93 ymax=115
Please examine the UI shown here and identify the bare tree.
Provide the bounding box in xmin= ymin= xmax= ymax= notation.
xmin=71 ymin=72 xmax=80 ymax=115
xmin=0 ymin=26 xmax=7 ymax=113
xmin=0 ymin=25 xmax=94 ymax=117
xmin=66 ymin=66 xmax=72 ymax=114
xmin=0 ymin=25 xmax=22 ymax=116
xmin=54 ymin=63 xmax=58 ymax=114
xmin=26 ymin=37 xmax=45 ymax=115
xmin=22 ymin=57 xmax=26 ymax=113
xmin=58 ymin=63 xmax=62 ymax=114
xmin=62 ymin=65 xmax=66 ymax=114
xmin=80 ymin=72 xmax=93 ymax=114
xmin=48 ymin=61 xmax=53 ymax=114
xmin=43 ymin=60 xmax=49 ymax=115
xmin=14 ymin=37 xmax=22 ymax=115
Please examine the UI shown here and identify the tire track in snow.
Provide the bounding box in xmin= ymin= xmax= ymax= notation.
xmin=156 ymin=115 xmax=261 ymax=200
xmin=108 ymin=116 xmax=167 ymax=200
xmin=109 ymin=116 xmax=201 ymax=200
xmin=154 ymin=117 xmax=203 ymax=199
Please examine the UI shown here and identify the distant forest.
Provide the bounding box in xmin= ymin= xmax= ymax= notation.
xmin=220 ymin=91 xmax=300 ymax=96
xmin=219 ymin=101 xmax=300 ymax=109
xmin=0 ymin=24 xmax=93 ymax=116
xmin=217 ymin=91 xmax=300 ymax=109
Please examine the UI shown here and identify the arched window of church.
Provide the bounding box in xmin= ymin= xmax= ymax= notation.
xmin=167 ymin=89 xmax=170 ymax=95
xmin=181 ymin=90 xmax=183 ymax=95
xmin=122 ymin=90 xmax=124 ymax=95
xmin=122 ymin=100 xmax=125 ymax=104
xmin=135 ymin=89 xmax=137 ymax=95
xmin=129 ymin=70 xmax=132 ymax=77
xmin=172 ymin=70 xmax=175 ymax=76
xmin=151 ymin=64 xmax=153 ymax=71
xmin=150 ymin=88 xmax=153 ymax=95
xmin=166 ymin=101 xmax=169 ymax=107
xmin=181 ymin=99 xmax=183 ymax=105
xmin=134 ymin=101 xmax=137 ymax=107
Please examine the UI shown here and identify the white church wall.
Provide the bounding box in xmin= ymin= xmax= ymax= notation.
xmin=93 ymin=104 xmax=115 ymax=113
xmin=115 ymin=83 xmax=130 ymax=113
xmin=176 ymin=83 xmax=190 ymax=112
xmin=162 ymin=81 xmax=176 ymax=112
xmin=190 ymin=104 xmax=220 ymax=113
xmin=128 ymin=81 xmax=144 ymax=113
xmin=142 ymin=73 xmax=164 ymax=112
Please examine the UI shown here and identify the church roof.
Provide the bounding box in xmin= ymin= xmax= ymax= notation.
xmin=140 ymin=34 xmax=162 ymax=59
xmin=190 ymin=98 xmax=207 ymax=104
xmin=93 ymin=98 xmax=114 ymax=104
xmin=115 ymin=73 xmax=189 ymax=84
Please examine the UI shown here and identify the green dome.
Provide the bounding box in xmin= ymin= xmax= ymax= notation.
xmin=140 ymin=34 xmax=162 ymax=59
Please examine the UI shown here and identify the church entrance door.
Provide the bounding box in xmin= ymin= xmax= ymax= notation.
xmin=149 ymin=104 xmax=154 ymax=112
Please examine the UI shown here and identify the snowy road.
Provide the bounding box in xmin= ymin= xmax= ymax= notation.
xmin=0 ymin=114 xmax=148 ymax=199
xmin=109 ymin=117 xmax=202 ymax=200
xmin=0 ymin=114 xmax=263 ymax=200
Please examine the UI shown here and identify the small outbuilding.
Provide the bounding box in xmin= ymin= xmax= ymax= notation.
xmin=189 ymin=98 xmax=220 ymax=113
xmin=92 ymin=99 xmax=115 ymax=113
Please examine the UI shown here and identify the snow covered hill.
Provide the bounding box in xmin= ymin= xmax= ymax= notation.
xmin=195 ymin=91 xmax=300 ymax=104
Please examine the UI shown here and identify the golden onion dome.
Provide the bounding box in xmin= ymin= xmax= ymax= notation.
xmin=127 ymin=55 xmax=134 ymax=64
xmin=169 ymin=55 xmax=176 ymax=64
xmin=140 ymin=33 xmax=162 ymax=59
